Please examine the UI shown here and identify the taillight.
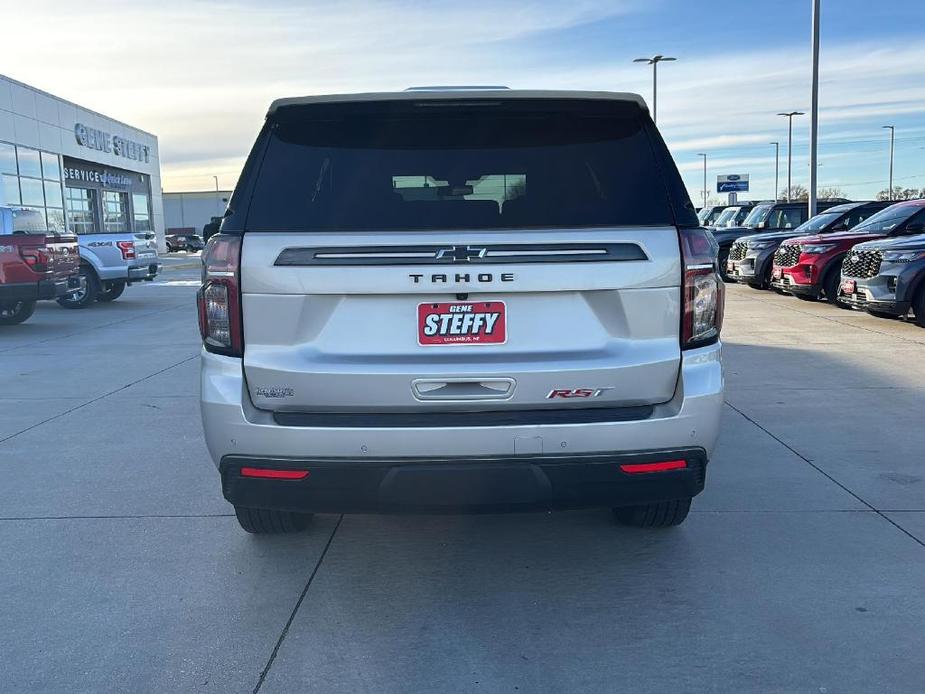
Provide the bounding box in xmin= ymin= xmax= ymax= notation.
xmin=116 ymin=240 xmax=136 ymax=260
xmin=680 ymin=228 xmax=724 ymax=349
xmin=19 ymin=246 xmax=49 ymax=273
xmin=197 ymin=234 xmax=243 ymax=357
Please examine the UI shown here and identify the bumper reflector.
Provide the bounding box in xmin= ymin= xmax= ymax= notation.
xmin=240 ymin=467 xmax=310 ymax=480
xmin=619 ymin=460 xmax=687 ymax=474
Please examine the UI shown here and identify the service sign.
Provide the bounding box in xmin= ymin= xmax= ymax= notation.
xmin=717 ymin=174 xmax=750 ymax=193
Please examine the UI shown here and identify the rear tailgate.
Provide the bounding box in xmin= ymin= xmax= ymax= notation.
xmin=45 ymin=232 xmax=80 ymax=281
xmin=241 ymin=229 xmax=681 ymax=412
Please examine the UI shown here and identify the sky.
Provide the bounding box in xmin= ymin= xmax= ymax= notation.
xmin=3 ymin=0 xmax=924 ymax=202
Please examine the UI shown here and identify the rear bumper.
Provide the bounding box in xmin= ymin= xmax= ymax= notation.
xmin=220 ymin=448 xmax=707 ymax=513
xmin=128 ymin=262 xmax=160 ymax=282
xmin=1 ymin=278 xmax=73 ymax=302
xmin=200 ymin=342 xmax=724 ymax=511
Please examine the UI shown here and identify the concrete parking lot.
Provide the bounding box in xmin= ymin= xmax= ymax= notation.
xmin=1 ymin=267 xmax=924 ymax=693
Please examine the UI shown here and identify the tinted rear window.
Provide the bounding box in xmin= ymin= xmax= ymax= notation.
xmin=242 ymin=99 xmax=691 ymax=232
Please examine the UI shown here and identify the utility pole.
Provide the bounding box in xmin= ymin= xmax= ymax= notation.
xmin=882 ymin=125 xmax=895 ymax=199
xmin=770 ymin=142 xmax=780 ymax=200
xmin=633 ymin=55 xmax=677 ymax=124
xmin=777 ymin=111 xmax=805 ymax=201
xmin=698 ymin=153 xmax=707 ymax=208
xmin=808 ymin=0 xmax=821 ymax=216
xmin=213 ymin=175 xmax=221 ymax=215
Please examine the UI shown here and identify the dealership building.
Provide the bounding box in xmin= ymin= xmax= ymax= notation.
xmin=0 ymin=74 xmax=164 ymax=249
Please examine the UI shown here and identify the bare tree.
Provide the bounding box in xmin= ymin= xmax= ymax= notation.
xmin=817 ymin=186 xmax=845 ymax=200
xmin=779 ymin=185 xmax=808 ymax=201
xmin=876 ymin=186 xmax=923 ymax=201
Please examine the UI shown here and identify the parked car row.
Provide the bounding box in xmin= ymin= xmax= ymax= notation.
xmin=0 ymin=204 xmax=161 ymax=325
xmin=716 ymin=198 xmax=925 ymax=327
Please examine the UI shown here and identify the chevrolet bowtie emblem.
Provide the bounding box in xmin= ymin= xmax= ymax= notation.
xmin=435 ymin=246 xmax=488 ymax=262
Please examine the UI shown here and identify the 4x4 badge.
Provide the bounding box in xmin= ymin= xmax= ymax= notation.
xmin=435 ymin=246 xmax=487 ymax=262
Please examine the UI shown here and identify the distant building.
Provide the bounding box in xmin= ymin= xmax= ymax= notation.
xmin=1 ymin=74 xmax=164 ymax=249
xmin=163 ymin=190 xmax=232 ymax=236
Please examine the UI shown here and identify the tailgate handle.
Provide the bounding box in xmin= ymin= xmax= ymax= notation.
xmin=411 ymin=378 xmax=514 ymax=401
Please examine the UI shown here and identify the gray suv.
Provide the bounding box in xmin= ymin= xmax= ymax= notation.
xmin=198 ymin=89 xmax=725 ymax=533
xmin=838 ymin=232 xmax=925 ymax=324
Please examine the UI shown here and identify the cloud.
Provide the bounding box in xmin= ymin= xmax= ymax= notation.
xmin=2 ymin=2 xmax=922 ymax=198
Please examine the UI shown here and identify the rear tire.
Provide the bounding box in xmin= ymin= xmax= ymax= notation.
xmin=234 ymin=506 xmax=313 ymax=534
xmin=96 ymin=280 xmax=126 ymax=302
xmin=0 ymin=300 xmax=37 ymax=325
xmin=57 ymin=266 xmax=99 ymax=309
xmin=613 ymin=498 xmax=691 ymax=528
xmin=913 ymin=287 xmax=925 ymax=328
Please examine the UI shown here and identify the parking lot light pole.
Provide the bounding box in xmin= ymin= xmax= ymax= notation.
xmin=770 ymin=142 xmax=780 ymax=200
xmin=777 ymin=111 xmax=805 ymax=201
xmin=808 ymin=0 xmax=820 ymax=216
xmin=633 ymin=55 xmax=676 ymax=124
xmin=882 ymin=125 xmax=895 ymax=199
xmin=697 ymin=153 xmax=707 ymax=209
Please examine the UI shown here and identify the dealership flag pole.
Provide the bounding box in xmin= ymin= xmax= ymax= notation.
xmin=808 ymin=0 xmax=820 ymax=217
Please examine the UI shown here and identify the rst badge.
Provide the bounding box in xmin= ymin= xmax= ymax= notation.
xmin=418 ymin=301 xmax=506 ymax=346
xmin=547 ymin=388 xmax=613 ymax=399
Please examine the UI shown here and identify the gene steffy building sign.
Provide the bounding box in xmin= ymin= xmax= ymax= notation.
xmin=74 ymin=123 xmax=151 ymax=164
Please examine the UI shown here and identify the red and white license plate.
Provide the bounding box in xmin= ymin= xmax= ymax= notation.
xmin=773 ymin=268 xmax=783 ymax=279
xmin=841 ymin=279 xmax=856 ymax=295
xmin=417 ymin=301 xmax=506 ymax=346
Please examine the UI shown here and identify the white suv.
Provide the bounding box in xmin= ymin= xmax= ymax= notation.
xmin=198 ymin=88 xmax=724 ymax=533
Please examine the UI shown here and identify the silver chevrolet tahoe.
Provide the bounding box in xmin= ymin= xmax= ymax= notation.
xmin=198 ymin=88 xmax=725 ymax=534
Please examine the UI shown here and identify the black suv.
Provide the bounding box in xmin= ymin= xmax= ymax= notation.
xmin=712 ymin=200 xmax=848 ymax=281
xmin=726 ymin=201 xmax=892 ymax=289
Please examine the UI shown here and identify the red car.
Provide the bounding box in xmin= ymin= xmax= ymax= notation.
xmin=770 ymin=199 xmax=925 ymax=304
xmin=0 ymin=207 xmax=80 ymax=325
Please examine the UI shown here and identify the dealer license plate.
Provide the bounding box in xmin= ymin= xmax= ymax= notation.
xmin=418 ymin=301 xmax=506 ymax=346
xmin=841 ymin=279 xmax=856 ymax=295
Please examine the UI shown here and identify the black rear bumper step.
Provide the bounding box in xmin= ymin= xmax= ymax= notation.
xmin=272 ymin=404 xmax=655 ymax=428
xmin=220 ymin=448 xmax=707 ymax=514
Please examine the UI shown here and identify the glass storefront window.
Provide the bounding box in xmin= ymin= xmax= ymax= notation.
xmin=0 ymin=142 xmax=16 ymax=175
xmin=16 ymin=147 xmax=42 ymax=179
xmin=1 ymin=173 xmax=20 ymax=205
xmin=65 ymin=187 xmax=98 ymax=235
xmin=41 ymin=152 xmax=61 ymax=181
xmin=44 ymin=181 xmax=63 ymax=208
xmin=132 ymin=192 xmax=151 ymax=232
xmin=102 ymin=191 xmax=128 ymax=233
xmin=19 ymin=177 xmax=45 ymax=207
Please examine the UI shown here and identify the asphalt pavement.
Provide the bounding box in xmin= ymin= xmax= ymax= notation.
xmin=1 ymin=266 xmax=924 ymax=693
